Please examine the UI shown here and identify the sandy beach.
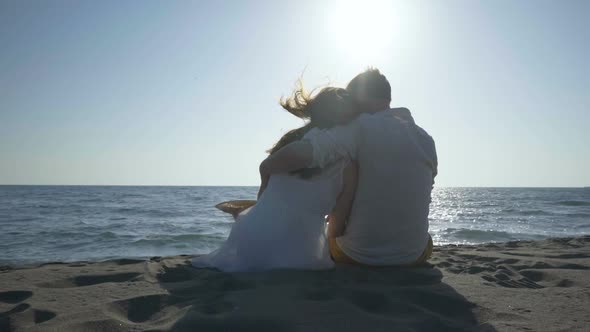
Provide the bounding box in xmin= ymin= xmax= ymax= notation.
xmin=1 ymin=236 xmax=588 ymax=331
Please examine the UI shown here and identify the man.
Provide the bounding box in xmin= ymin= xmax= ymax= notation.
xmin=259 ymin=69 xmax=437 ymax=266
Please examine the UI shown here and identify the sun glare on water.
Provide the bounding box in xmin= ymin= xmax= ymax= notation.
xmin=326 ymin=0 xmax=412 ymax=62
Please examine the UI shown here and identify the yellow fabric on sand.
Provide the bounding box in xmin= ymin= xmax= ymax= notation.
xmin=329 ymin=234 xmax=433 ymax=267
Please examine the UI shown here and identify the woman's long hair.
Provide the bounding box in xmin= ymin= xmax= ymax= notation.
xmin=268 ymin=81 xmax=353 ymax=178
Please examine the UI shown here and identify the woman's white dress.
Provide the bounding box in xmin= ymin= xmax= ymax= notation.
xmin=192 ymin=130 xmax=348 ymax=272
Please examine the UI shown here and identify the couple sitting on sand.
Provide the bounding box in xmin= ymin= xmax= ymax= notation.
xmin=192 ymin=68 xmax=438 ymax=272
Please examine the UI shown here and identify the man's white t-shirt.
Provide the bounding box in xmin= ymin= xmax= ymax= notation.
xmin=304 ymin=108 xmax=438 ymax=265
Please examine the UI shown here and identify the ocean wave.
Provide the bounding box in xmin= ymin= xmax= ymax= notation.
xmin=113 ymin=207 xmax=186 ymax=218
xmin=98 ymin=231 xmax=119 ymax=239
xmin=4 ymin=217 xmax=38 ymax=222
xmin=515 ymin=210 xmax=554 ymax=216
xmin=78 ymin=198 xmax=104 ymax=203
xmin=131 ymin=234 xmax=223 ymax=247
xmin=554 ymin=200 xmax=590 ymax=207
xmin=500 ymin=208 xmax=555 ymax=216
xmin=2 ymin=186 xmax=587 ymax=264
xmin=441 ymin=228 xmax=544 ymax=242
xmin=121 ymin=193 xmax=150 ymax=198
xmin=39 ymin=231 xmax=95 ymax=239
xmin=566 ymin=213 xmax=590 ymax=218
xmin=108 ymin=217 xmax=128 ymax=221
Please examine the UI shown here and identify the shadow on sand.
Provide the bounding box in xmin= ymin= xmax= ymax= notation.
xmin=148 ymin=257 xmax=496 ymax=332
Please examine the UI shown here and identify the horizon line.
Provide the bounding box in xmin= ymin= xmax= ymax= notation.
xmin=0 ymin=184 xmax=587 ymax=189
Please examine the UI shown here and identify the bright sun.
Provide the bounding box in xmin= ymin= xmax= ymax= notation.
xmin=326 ymin=0 xmax=408 ymax=62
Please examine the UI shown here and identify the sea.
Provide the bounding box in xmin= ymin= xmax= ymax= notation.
xmin=1 ymin=186 xmax=589 ymax=266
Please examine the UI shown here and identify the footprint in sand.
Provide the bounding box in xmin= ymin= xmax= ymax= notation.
xmin=156 ymin=265 xmax=194 ymax=283
xmin=37 ymin=272 xmax=141 ymax=288
xmin=112 ymin=258 xmax=145 ymax=266
xmin=1 ymin=303 xmax=31 ymax=316
xmin=437 ymin=254 xmax=549 ymax=289
xmin=0 ymin=291 xmax=57 ymax=329
xmin=481 ymin=273 xmax=544 ymax=289
xmin=0 ymin=291 xmax=32 ymax=304
xmin=519 ymin=270 xmax=576 ymax=288
xmin=73 ymin=272 xmax=141 ymax=286
xmin=106 ymin=294 xmax=171 ymax=323
xmin=33 ymin=310 xmax=56 ymax=324
xmin=456 ymin=254 xmax=498 ymax=263
xmin=105 ymin=292 xmax=231 ymax=326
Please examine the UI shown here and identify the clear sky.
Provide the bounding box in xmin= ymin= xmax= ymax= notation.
xmin=1 ymin=0 xmax=588 ymax=187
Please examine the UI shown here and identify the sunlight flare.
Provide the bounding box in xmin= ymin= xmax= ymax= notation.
xmin=326 ymin=0 xmax=408 ymax=61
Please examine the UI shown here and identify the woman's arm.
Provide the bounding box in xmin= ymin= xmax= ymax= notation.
xmin=259 ymin=123 xmax=359 ymax=197
xmin=258 ymin=141 xmax=313 ymax=199
xmin=327 ymin=161 xmax=358 ymax=239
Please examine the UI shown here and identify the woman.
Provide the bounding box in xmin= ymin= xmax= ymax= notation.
xmin=192 ymin=84 xmax=358 ymax=272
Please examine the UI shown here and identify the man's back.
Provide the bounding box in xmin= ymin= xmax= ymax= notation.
xmin=336 ymin=109 xmax=437 ymax=265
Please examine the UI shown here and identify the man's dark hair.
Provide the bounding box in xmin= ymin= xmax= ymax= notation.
xmin=346 ymin=68 xmax=391 ymax=102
